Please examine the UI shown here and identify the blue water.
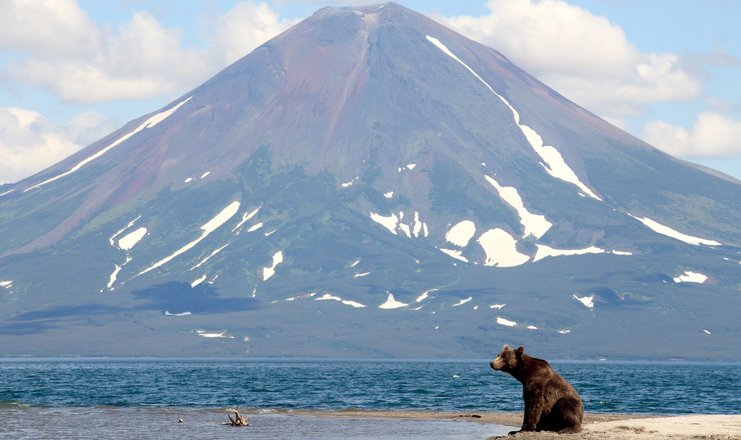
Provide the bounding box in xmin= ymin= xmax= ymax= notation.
xmin=1 ymin=359 xmax=739 ymax=415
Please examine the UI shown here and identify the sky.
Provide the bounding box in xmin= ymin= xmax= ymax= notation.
xmin=1 ymin=0 xmax=740 ymax=184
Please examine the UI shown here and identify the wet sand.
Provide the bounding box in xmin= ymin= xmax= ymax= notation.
xmin=0 ymin=406 xmax=509 ymax=439
xmin=1 ymin=407 xmax=739 ymax=439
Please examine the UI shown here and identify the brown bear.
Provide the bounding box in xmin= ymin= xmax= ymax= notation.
xmin=490 ymin=345 xmax=583 ymax=435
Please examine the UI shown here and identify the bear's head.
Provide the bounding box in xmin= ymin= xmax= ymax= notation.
xmin=490 ymin=344 xmax=525 ymax=372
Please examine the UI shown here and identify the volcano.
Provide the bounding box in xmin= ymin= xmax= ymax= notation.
xmin=1 ymin=3 xmax=739 ymax=360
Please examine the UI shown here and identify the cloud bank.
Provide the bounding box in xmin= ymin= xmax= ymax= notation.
xmin=439 ymin=0 xmax=701 ymax=118
xmin=0 ymin=106 xmax=114 ymax=184
xmin=1 ymin=0 xmax=296 ymax=104
xmin=644 ymin=112 xmax=741 ymax=158
xmin=438 ymin=0 xmax=740 ymax=164
xmin=0 ymin=0 xmax=296 ymax=183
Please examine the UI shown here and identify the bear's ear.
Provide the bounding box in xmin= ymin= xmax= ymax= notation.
xmin=502 ymin=344 xmax=510 ymax=351
xmin=515 ymin=346 xmax=525 ymax=357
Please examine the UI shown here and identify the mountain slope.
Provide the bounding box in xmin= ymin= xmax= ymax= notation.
xmin=0 ymin=3 xmax=739 ymax=360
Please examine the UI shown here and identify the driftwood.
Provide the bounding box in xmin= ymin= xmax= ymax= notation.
xmin=455 ymin=414 xmax=482 ymax=419
xmin=223 ymin=407 xmax=250 ymax=427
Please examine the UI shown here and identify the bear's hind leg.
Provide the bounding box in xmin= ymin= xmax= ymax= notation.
xmin=558 ymin=425 xmax=582 ymax=434
xmin=536 ymin=398 xmax=582 ymax=433
xmin=553 ymin=397 xmax=582 ymax=434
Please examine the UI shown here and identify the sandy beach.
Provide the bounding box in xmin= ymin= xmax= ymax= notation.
xmin=306 ymin=410 xmax=741 ymax=439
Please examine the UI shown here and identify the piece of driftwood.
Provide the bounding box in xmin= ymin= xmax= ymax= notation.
xmin=224 ymin=407 xmax=250 ymax=427
xmin=454 ymin=414 xmax=482 ymax=419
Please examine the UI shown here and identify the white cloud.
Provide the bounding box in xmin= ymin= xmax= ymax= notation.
xmin=0 ymin=107 xmax=115 ymax=184
xmin=643 ymin=112 xmax=741 ymax=158
xmin=7 ymin=11 xmax=208 ymax=103
xmin=0 ymin=1 xmax=297 ymax=183
xmin=439 ymin=0 xmax=702 ymax=118
xmin=207 ymin=2 xmax=300 ymax=66
xmin=1 ymin=1 xmax=295 ymax=104
xmin=0 ymin=0 xmax=100 ymax=56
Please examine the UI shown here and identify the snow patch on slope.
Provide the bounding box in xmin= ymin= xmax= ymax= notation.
xmin=533 ymin=244 xmax=606 ymax=262
xmin=425 ymin=35 xmax=600 ymax=201
xmin=370 ymin=212 xmax=399 ymax=234
xmin=196 ymin=330 xmax=229 ymax=339
xmin=105 ymin=217 xmax=144 ymax=291
xmin=519 ymin=125 xmax=602 ymax=201
xmin=262 ymin=251 xmax=284 ymax=281
xmin=282 ymin=292 xmax=317 ymax=302
xmin=379 ymin=293 xmax=408 ymax=309
xmin=496 ymin=317 xmax=517 ymax=327
xmin=201 ymin=201 xmax=241 ymax=234
xmin=191 ymin=274 xmax=207 ymax=287
xmin=118 ymin=227 xmax=147 ymax=251
xmin=232 ymin=207 xmax=260 ymax=233
xmin=573 ymin=294 xmax=595 ymax=309
xmin=446 ymin=220 xmax=476 ymax=247
xmin=106 ymin=265 xmax=122 ymax=289
xmin=26 ymin=97 xmax=191 ymax=192
xmin=247 ymin=222 xmax=263 ymax=232
xmin=316 ymin=293 xmax=366 ymax=308
xmin=341 ymin=175 xmax=359 ymax=188
xmin=673 ymin=271 xmax=708 ymax=284
xmin=484 ymin=175 xmax=551 ymax=238
xmin=439 ymin=248 xmax=468 ymax=262
xmin=416 ymin=288 xmax=438 ymax=303
xmin=191 ymin=243 xmax=229 ymax=270
xmin=109 ymin=215 xmax=141 ymax=246
xmin=478 ymin=228 xmax=530 ymax=267
xmin=412 ymin=212 xmax=424 ymax=238
xmin=452 ymin=297 xmax=473 ymax=307
xmin=138 ymin=200 xmax=240 ymax=275
xmin=612 ymin=250 xmax=633 ymax=256
xmin=628 ymin=214 xmax=722 ymax=246
xmin=370 ymin=211 xmax=428 ymax=238
xmin=0 ymin=188 xmax=16 ymax=197
xmin=0 ymin=280 xmax=13 ymax=289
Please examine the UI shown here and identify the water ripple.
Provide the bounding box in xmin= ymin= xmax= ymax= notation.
xmin=0 ymin=360 xmax=738 ymax=414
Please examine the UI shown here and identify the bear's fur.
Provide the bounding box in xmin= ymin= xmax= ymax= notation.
xmin=490 ymin=345 xmax=583 ymax=435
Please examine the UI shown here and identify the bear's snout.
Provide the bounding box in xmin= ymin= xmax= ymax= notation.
xmin=490 ymin=357 xmax=505 ymax=370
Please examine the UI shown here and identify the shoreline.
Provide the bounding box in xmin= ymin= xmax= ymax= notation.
xmin=293 ymin=408 xmax=643 ymax=424
xmin=294 ymin=410 xmax=741 ymax=439
xmin=1 ymin=406 xmax=739 ymax=439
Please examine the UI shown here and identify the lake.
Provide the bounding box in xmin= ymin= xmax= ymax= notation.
xmin=1 ymin=359 xmax=739 ymax=439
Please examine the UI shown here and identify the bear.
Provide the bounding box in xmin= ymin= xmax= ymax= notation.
xmin=490 ymin=345 xmax=583 ymax=435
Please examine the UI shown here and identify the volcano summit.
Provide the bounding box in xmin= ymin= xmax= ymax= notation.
xmin=0 ymin=3 xmax=739 ymax=359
